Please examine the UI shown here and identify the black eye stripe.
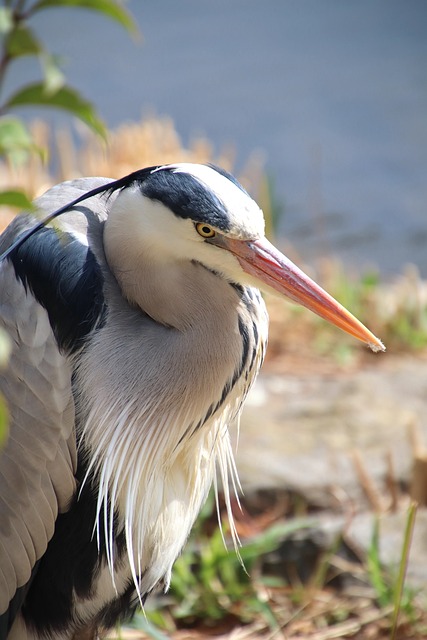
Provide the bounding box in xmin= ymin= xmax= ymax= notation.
xmin=141 ymin=170 xmax=231 ymax=232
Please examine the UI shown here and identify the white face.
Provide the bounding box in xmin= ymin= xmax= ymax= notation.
xmin=107 ymin=187 xmax=248 ymax=285
xmin=104 ymin=163 xmax=385 ymax=351
xmin=106 ymin=164 xmax=267 ymax=286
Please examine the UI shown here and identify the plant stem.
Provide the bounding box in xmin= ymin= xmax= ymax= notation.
xmin=390 ymin=502 xmax=418 ymax=640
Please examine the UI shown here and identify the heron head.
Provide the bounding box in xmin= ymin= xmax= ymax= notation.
xmin=103 ymin=163 xmax=384 ymax=351
xmin=0 ymin=162 xmax=383 ymax=350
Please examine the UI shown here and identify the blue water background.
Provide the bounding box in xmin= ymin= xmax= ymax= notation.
xmin=7 ymin=0 xmax=427 ymax=277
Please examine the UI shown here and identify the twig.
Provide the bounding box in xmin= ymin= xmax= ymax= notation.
xmin=351 ymin=449 xmax=384 ymax=512
xmin=385 ymin=449 xmax=399 ymax=512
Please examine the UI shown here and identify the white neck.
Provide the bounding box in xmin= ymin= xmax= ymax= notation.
xmin=76 ymin=187 xmax=268 ymax=601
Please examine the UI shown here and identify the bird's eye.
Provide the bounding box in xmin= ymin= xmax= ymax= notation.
xmin=195 ymin=223 xmax=216 ymax=238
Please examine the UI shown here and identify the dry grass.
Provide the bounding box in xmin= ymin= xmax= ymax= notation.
xmin=108 ymin=596 xmax=419 ymax=640
xmin=0 ymin=115 xmax=265 ymax=223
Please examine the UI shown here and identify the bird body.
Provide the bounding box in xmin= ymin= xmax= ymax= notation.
xmin=0 ymin=164 xmax=383 ymax=639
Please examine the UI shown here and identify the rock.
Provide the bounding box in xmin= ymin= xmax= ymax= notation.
xmin=232 ymin=354 xmax=427 ymax=590
xmin=346 ymin=508 xmax=427 ymax=588
xmin=253 ymin=508 xmax=427 ymax=589
xmin=235 ymin=355 xmax=427 ymax=508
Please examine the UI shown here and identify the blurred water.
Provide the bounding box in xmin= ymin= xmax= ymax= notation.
xmin=7 ymin=0 xmax=427 ymax=276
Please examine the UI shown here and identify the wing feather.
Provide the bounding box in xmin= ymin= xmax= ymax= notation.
xmin=0 ymin=260 xmax=76 ymax=616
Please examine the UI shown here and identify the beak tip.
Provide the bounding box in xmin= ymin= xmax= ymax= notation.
xmin=368 ymin=338 xmax=386 ymax=353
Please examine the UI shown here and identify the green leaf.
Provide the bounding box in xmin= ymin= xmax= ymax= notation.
xmin=0 ymin=7 xmax=13 ymax=35
xmin=5 ymin=25 xmax=43 ymax=58
xmin=5 ymin=83 xmax=107 ymax=139
xmin=0 ymin=116 xmax=41 ymax=164
xmin=0 ymin=116 xmax=33 ymax=151
xmin=40 ymin=53 xmax=65 ymax=94
xmin=0 ymin=189 xmax=35 ymax=210
xmin=31 ymin=0 xmax=138 ymax=36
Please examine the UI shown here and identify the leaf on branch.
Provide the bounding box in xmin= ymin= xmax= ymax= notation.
xmin=31 ymin=0 xmax=138 ymax=37
xmin=0 ymin=116 xmax=42 ymax=165
xmin=0 ymin=116 xmax=33 ymax=149
xmin=5 ymin=83 xmax=107 ymax=139
xmin=0 ymin=190 xmax=35 ymax=211
xmin=41 ymin=53 xmax=66 ymax=94
xmin=0 ymin=7 xmax=13 ymax=36
xmin=5 ymin=26 xmax=43 ymax=58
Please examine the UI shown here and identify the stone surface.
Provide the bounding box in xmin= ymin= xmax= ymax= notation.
xmin=234 ymin=353 xmax=427 ymax=589
xmin=255 ymin=508 xmax=427 ymax=589
xmin=236 ymin=355 xmax=427 ymax=506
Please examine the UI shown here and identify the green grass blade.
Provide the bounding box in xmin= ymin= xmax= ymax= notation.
xmin=367 ymin=517 xmax=390 ymax=607
xmin=130 ymin=612 xmax=170 ymax=640
xmin=391 ymin=502 xmax=418 ymax=640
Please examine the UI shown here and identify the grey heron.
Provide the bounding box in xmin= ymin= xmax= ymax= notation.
xmin=0 ymin=163 xmax=384 ymax=639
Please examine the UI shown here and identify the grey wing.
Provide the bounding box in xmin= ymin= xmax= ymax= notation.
xmin=0 ymin=175 xmax=114 ymax=618
xmin=0 ymin=260 xmax=76 ymax=616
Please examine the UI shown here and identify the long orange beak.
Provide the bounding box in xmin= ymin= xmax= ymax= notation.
xmin=222 ymin=236 xmax=385 ymax=352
